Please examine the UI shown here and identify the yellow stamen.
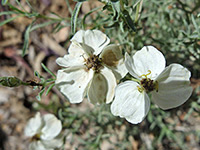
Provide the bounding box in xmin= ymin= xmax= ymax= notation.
xmin=80 ymin=54 xmax=87 ymax=61
xmin=137 ymin=86 xmax=144 ymax=93
xmin=139 ymin=70 xmax=151 ymax=78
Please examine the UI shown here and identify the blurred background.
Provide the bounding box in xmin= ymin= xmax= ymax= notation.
xmin=0 ymin=0 xmax=200 ymax=150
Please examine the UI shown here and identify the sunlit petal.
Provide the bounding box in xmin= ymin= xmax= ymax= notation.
xmin=40 ymin=114 xmax=62 ymax=140
xmin=71 ymin=30 xmax=110 ymax=55
xmin=125 ymin=53 xmax=139 ymax=79
xmin=68 ymin=41 xmax=87 ymax=57
xmin=29 ymin=141 xmax=51 ymax=150
xmin=101 ymin=67 xmax=117 ymax=103
xmin=111 ymin=81 xmax=150 ymax=124
xmin=42 ymin=134 xmax=64 ymax=149
xmin=126 ymin=93 xmax=150 ymax=124
xmin=125 ymin=46 xmax=166 ymax=79
xmin=152 ymin=64 xmax=193 ymax=110
xmin=24 ymin=112 xmax=43 ymax=137
xmin=56 ymin=54 xmax=85 ymax=68
xmin=56 ymin=68 xmax=94 ymax=103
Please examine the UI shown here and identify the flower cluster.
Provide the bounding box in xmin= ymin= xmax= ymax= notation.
xmin=24 ymin=112 xmax=63 ymax=150
xmin=24 ymin=29 xmax=193 ymax=149
xmin=55 ymin=29 xmax=193 ymax=124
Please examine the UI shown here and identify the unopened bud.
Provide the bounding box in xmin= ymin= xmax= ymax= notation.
xmin=0 ymin=76 xmax=23 ymax=87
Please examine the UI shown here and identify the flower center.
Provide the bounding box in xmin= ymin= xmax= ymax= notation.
xmin=85 ymin=55 xmax=103 ymax=73
xmin=32 ymin=133 xmax=41 ymax=141
xmin=137 ymin=70 xmax=158 ymax=93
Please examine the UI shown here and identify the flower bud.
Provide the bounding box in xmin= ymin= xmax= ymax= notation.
xmin=0 ymin=76 xmax=23 ymax=87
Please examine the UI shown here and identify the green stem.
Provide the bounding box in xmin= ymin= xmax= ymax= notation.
xmin=44 ymin=81 xmax=55 ymax=87
xmin=37 ymin=14 xmax=63 ymax=21
xmin=134 ymin=0 xmax=143 ymax=24
xmin=125 ymin=76 xmax=140 ymax=83
xmin=21 ymin=81 xmax=43 ymax=86
xmin=131 ymin=78 xmax=140 ymax=83
xmin=120 ymin=0 xmax=125 ymax=11
xmin=21 ymin=80 xmax=55 ymax=87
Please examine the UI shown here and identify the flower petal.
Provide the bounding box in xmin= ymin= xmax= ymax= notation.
xmin=68 ymin=41 xmax=89 ymax=57
xmin=78 ymin=42 xmax=95 ymax=56
xmin=87 ymin=73 xmax=108 ymax=104
xmin=56 ymin=67 xmax=94 ymax=103
xmin=71 ymin=30 xmax=110 ymax=55
xmin=125 ymin=46 xmax=166 ymax=79
xmin=24 ymin=112 xmax=43 ymax=137
xmin=40 ymin=114 xmax=62 ymax=140
xmin=70 ymin=30 xmax=84 ymax=42
xmin=29 ymin=141 xmax=51 ymax=150
xmin=100 ymin=44 xmax=128 ymax=79
xmin=111 ymin=81 xmax=150 ymax=124
xmin=101 ymin=67 xmax=117 ymax=103
xmin=125 ymin=53 xmax=139 ymax=79
xmin=100 ymin=44 xmax=122 ymax=67
xmin=56 ymin=54 xmax=85 ymax=68
xmin=152 ymin=64 xmax=193 ymax=110
xmin=87 ymin=67 xmax=116 ymax=104
xmin=42 ymin=134 xmax=64 ymax=149
xmin=70 ymin=40 xmax=95 ymax=56
xmin=125 ymin=93 xmax=150 ymax=124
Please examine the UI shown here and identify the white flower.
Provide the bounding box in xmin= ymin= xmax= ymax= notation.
xmin=56 ymin=30 xmax=127 ymax=104
xmin=111 ymin=46 xmax=193 ymax=124
xmin=101 ymin=0 xmax=109 ymax=2
xmin=24 ymin=112 xmax=63 ymax=150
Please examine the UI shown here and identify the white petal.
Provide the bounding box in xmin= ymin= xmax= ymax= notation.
xmin=152 ymin=64 xmax=193 ymax=110
xmin=125 ymin=46 xmax=166 ymax=79
xmin=87 ymin=67 xmax=116 ymax=104
xmin=70 ymin=30 xmax=85 ymax=44
xmin=68 ymin=41 xmax=88 ymax=57
xmin=69 ymin=40 xmax=95 ymax=56
xmin=111 ymin=81 xmax=150 ymax=124
xmin=56 ymin=68 xmax=94 ymax=103
xmin=125 ymin=53 xmax=139 ymax=79
xmin=71 ymin=30 xmax=110 ymax=55
xmin=56 ymin=54 xmax=85 ymax=68
xmin=101 ymin=67 xmax=117 ymax=103
xmin=78 ymin=42 xmax=95 ymax=56
xmin=42 ymin=134 xmax=64 ymax=149
xmin=100 ymin=44 xmax=128 ymax=79
xmin=24 ymin=112 xmax=43 ymax=137
xmin=155 ymin=63 xmax=191 ymax=82
xmin=126 ymin=93 xmax=150 ymax=124
xmin=29 ymin=141 xmax=51 ymax=150
xmin=112 ymin=58 xmax=128 ymax=79
xmin=40 ymin=114 xmax=62 ymax=140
